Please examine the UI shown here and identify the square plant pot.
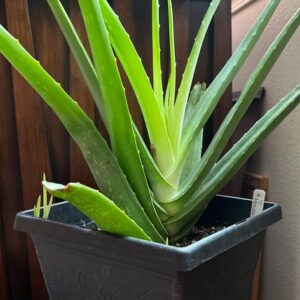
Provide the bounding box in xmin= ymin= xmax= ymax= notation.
xmin=14 ymin=195 xmax=282 ymax=300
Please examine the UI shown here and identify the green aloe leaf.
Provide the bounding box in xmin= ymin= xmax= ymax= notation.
xmin=174 ymin=6 xmax=300 ymax=204
xmin=33 ymin=196 xmax=41 ymax=218
xmin=171 ymin=0 xmax=220 ymax=154
xmin=46 ymin=0 xmax=106 ymax=124
xmin=179 ymin=0 xmax=280 ymax=169
xmin=134 ymin=126 xmax=176 ymax=196
xmin=152 ymin=0 xmax=164 ymax=112
xmin=165 ymin=85 xmax=300 ymax=235
xmin=0 ymin=25 xmax=163 ymax=243
xmin=99 ymin=0 xmax=175 ymax=175
xmin=43 ymin=181 xmax=151 ymax=241
xmin=165 ymin=0 xmax=176 ymax=142
xmin=78 ymin=0 xmax=166 ymax=238
xmin=47 ymin=0 xmax=168 ymax=235
xmin=179 ymin=83 xmax=205 ymax=187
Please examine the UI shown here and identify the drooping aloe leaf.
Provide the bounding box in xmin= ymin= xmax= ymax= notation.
xmin=179 ymin=0 xmax=280 ymax=167
xmin=99 ymin=0 xmax=175 ymax=175
xmin=165 ymin=85 xmax=300 ymax=235
xmin=46 ymin=0 xmax=106 ymax=124
xmin=171 ymin=0 xmax=220 ymax=153
xmin=78 ymin=0 xmax=166 ymax=238
xmin=152 ymin=0 xmax=164 ymax=112
xmin=0 ymin=25 xmax=163 ymax=242
xmin=174 ymin=7 xmax=300 ymax=204
xmin=43 ymin=181 xmax=151 ymax=241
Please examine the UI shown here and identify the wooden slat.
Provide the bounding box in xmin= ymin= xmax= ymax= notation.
xmin=0 ymin=54 xmax=32 ymax=300
xmin=189 ymin=1 xmax=214 ymax=150
xmin=212 ymin=0 xmax=232 ymax=195
xmin=4 ymin=0 xmax=52 ymax=299
xmin=212 ymin=0 xmax=232 ymax=133
xmin=173 ymin=0 xmax=190 ymax=87
xmin=29 ymin=0 xmax=69 ymax=183
xmin=189 ymin=1 xmax=213 ymax=85
xmin=69 ymin=0 xmax=97 ymax=187
xmin=0 ymin=245 xmax=8 ymax=300
xmin=0 ymin=2 xmax=32 ymax=299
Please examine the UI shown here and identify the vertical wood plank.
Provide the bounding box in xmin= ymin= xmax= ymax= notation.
xmin=212 ymin=0 xmax=232 ymax=194
xmin=160 ymin=1 xmax=172 ymax=91
xmin=28 ymin=0 xmax=69 ymax=184
xmin=212 ymin=0 xmax=232 ymax=133
xmin=173 ymin=0 xmax=190 ymax=87
xmin=0 ymin=54 xmax=32 ymax=300
xmin=0 ymin=1 xmax=32 ymax=299
xmin=69 ymin=0 xmax=97 ymax=187
xmin=189 ymin=1 xmax=214 ymax=150
xmin=4 ymin=0 xmax=52 ymax=299
xmin=189 ymin=1 xmax=213 ymax=85
xmin=0 ymin=244 xmax=8 ymax=300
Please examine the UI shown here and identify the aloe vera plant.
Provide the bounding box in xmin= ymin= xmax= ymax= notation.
xmin=1 ymin=0 xmax=299 ymax=243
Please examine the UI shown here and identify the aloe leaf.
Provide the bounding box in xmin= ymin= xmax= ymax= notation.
xmin=165 ymin=0 xmax=177 ymax=153
xmin=43 ymin=173 xmax=47 ymax=210
xmin=166 ymin=85 xmax=300 ymax=235
xmin=169 ymin=205 xmax=207 ymax=243
xmin=47 ymin=0 xmax=166 ymax=233
xmin=43 ymin=195 xmax=53 ymax=219
xmin=152 ymin=0 xmax=164 ymax=112
xmin=183 ymin=83 xmax=206 ymax=126
xmin=78 ymin=0 xmax=166 ymax=238
xmin=175 ymin=7 xmax=300 ymax=203
xmin=172 ymin=0 xmax=220 ymax=153
xmin=166 ymin=0 xmax=176 ymax=109
xmin=43 ymin=181 xmax=151 ymax=241
xmin=180 ymin=0 xmax=280 ymax=167
xmin=99 ymin=0 xmax=175 ymax=175
xmin=179 ymin=129 xmax=203 ymax=188
xmin=46 ymin=0 xmax=106 ymax=123
xmin=134 ymin=126 xmax=178 ymax=204
xmin=179 ymin=84 xmax=206 ymax=187
xmin=0 ymin=25 xmax=164 ymax=242
xmin=134 ymin=126 xmax=175 ymax=189
xmin=33 ymin=195 xmax=41 ymax=218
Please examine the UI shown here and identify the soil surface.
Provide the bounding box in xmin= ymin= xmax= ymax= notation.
xmin=175 ymin=221 xmax=228 ymax=247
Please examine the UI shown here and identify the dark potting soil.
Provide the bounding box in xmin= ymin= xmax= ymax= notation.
xmin=76 ymin=218 xmax=228 ymax=248
xmin=175 ymin=221 xmax=228 ymax=247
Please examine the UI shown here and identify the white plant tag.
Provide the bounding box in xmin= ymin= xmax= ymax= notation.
xmin=250 ymin=189 xmax=266 ymax=217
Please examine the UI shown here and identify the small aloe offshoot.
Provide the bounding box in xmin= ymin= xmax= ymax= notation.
xmin=33 ymin=174 xmax=53 ymax=219
xmin=1 ymin=0 xmax=300 ymax=244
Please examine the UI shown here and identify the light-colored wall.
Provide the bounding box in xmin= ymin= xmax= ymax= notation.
xmin=232 ymin=1 xmax=300 ymax=299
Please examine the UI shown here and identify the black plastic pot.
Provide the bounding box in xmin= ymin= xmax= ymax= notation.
xmin=14 ymin=195 xmax=282 ymax=300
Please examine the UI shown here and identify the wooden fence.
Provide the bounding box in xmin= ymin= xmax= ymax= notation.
xmin=0 ymin=0 xmax=232 ymax=299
